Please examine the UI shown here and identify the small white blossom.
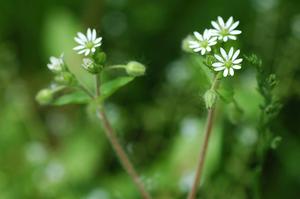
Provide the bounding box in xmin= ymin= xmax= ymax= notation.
xmin=47 ymin=54 xmax=64 ymax=72
xmin=189 ymin=29 xmax=217 ymax=55
xmin=211 ymin=16 xmax=242 ymax=42
xmin=73 ymin=28 xmax=102 ymax=56
xmin=212 ymin=47 xmax=242 ymax=77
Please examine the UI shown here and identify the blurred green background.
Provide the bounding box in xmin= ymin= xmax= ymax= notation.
xmin=0 ymin=0 xmax=300 ymax=198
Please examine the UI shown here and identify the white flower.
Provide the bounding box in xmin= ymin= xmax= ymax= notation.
xmin=212 ymin=47 xmax=242 ymax=77
xmin=189 ymin=29 xmax=217 ymax=55
xmin=73 ymin=28 xmax=102 ymax=56
xmin=47 ymin=54 xmax=64 ymax=72
xmin=211 ymin=16 xmax=242 ymax=42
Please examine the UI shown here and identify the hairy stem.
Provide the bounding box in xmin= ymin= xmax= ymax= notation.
xmin=94 ymin=74 xmax=152 ymax=199
xmin=187 ymin=74 xmax=220 ymax=199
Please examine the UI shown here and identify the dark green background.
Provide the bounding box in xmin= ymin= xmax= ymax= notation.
xmin=0 ymin=0 xmax=299 ymax=198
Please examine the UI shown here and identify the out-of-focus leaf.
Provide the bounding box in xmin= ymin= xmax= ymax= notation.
xmin=270 ymin=136 xmax=282 ymax=149
xmin=217 ymin=84 xmax=234 ymax=103
xmin=52 ymin=90 xmax=90 ymax=106
xmin=100 ymin=76 xmax=134 ymax=100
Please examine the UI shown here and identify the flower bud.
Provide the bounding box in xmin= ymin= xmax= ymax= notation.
xmin=125 ymin=61 xmax=146 ymax=77
xmin=47 ymin=54 xmax=65 ymax=73
xmin=181 ymin=35 xmax=194 ymax=53
xmin=36 ymin=89 xmax=53 ymax=105
xmin=54 ymin=72 xmax=76 ymax=85
xmin=204 ymin=89 xmax=218 ymax=109
xmin=82 ymin=58 xmax=102 ymax=74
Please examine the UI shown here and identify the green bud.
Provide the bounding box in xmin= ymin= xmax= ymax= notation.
xmin=94 ymin=52 xmax=106 ymax=66
xmin=36 ymin=89 xmax=53 ymax=105
xmin=125 ymin=61 xmax=146 ymax=77
xmin=204 ymin=89 xmax=218 ymax=109
xmin=181 ymin=35 xmax=194 ymax=53
xmin=82 ymin=58 xmax=102 ymax=74
xmin=54 ymin=72 xmax=75 ymax=85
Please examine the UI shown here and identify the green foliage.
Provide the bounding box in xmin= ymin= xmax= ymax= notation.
xmin=100 ymin=76 xmax=135 ymax=101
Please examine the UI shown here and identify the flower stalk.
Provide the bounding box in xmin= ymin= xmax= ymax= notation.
xmin=94 ymin=73 xmax=152 ymax=199
xmin=187 ymin=74 xmax=220 ymax=199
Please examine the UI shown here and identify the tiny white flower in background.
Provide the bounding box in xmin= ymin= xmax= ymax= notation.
xmin=47 ymin=54 xmax=64 ymax=72
xmin=189 ymin=29 xmax=217 ymax=55
xmin=211 ymin=16 xmax=242 ymax=42
xmin=212 ymin=47 xmax=242 ymax=77
xmin=73 ymin=28 xmax=102 ymax=56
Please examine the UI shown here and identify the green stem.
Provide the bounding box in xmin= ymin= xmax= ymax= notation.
xmin=187 ymin=73 xmax=221 ymax=199
xmin=94 ymin=73 xmax=152 ymax=199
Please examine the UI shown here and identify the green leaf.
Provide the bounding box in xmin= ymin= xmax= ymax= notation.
xmin=217 ymin=84 xmax=234 ymax=103
xmin=52 ymin=90 xmax=91 ymax=106
xmin=100 ymin=76 xmax=135 ymax=100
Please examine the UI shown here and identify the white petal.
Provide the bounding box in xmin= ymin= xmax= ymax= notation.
xmin=78 ymin=32 xmax=87 ymax=42
xmin=94 ymin=43 xmax=101 ymax=47
xmin=229 ymin=21 xmax=239 ymax=31
xmin=214 ymin=66 xmax=225 ymax=71
xmin=223 ymin=68 xmax=228 ymax=77
xmin=233 ymin=58 xmax=243 ymax=64
xmin=193 ymin=48 xmax=202 ymax=52
xmin=73 ymin=45 xmax=85 ymax=50
xmin=228 ymin=47 xmax=234 ymax=59
xmin=91 ymin=48 xmax=96 ymax=53
xmin=232 ymin=49 xmax=240 ymax=60
xmin=228 ymin=35 xmax=237 ymax=40
xmin=229 ymin=68 xmax=234 ymax=76
xmin=232 ymin=65 xmax=241 ymax=69
xmin=85 ymin=49 xmax=90 ymax=56
xmin=223 ymin=36 xmax=228 ymax=42
xmin=206 ymin=46 xmax=211 ymax=52
xmin=214 ymin=54 xmax=224 ymax=62
xmin=226 ymin=17 xmax=233 ymax=28
xmin=230 ymin=30 xmax=242 ymax=35
xmin=218 ymin=16 xmax=225 ymax=27
xmin=220 ymin=48 xmax=227 ymax=60
xmin=201 ymin=48 xmax=206 ymax=55
xmin=203 ymin=29 xmax=209 ymax=40
xmin=75 ymin=37 xmax=85 ymax=45
xmin=209 ymin=41 xmax=217 ymax=46
xmin=78 ymin=49 xmax=87 ymax=54
xmin=94 ymin=37 xmax=102 ymax=44
xmin=87 ymin=28 xmax=92 ymax=40
xmin=92 ymin=29 xmax=97 ymax=40
xmin=211 ymin=21 xmax=220 ymax=30
xmin=194 ymin=31 xmax=203 ymax=41
xmin=212 ymin=62 xmax=224 ymax=67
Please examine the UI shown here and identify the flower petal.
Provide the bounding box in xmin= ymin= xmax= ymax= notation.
xmin=73 ymin=45 xmax=85 ymax=50
xmin=230 ymin=30 xmax=242 ymax=35
xmin=87 ymin=28 xmax=92 ymax=40
xmin=214 ymin=54 xmax=224 ymax=62
xmin=232 ymin=49 xmax=240 ymax=60
xmin=78 ymin=32 xmax=87 ymax=42
xmin=229 ymin=68 xmax=234 ymax=76
xmin=233 ymin=58 xmax=243 ymax=64
xmin=214 ymin=66 xmax=225 ymax=71
xmin=220 ymin=48 xmax=227 ymax=60
xmin=212 ymin=62 xmax=224 ymax=67
xmin=223 ymin=68 xmax=228 ymax=77
xmin=226 ymin=16 xmax=233 ymax=28
xmin=229 ymin=21 xmax=239 ymax=31
xmin=92 ymin=29 xmax=97 ymax=40
xmin=232 ymin=65 xmax=241 ymax=69
xmin=194 ymin=31 xmax=203 ymax=41
xmin=228 ymin=47 xmax=234 ymax=59
xmin=218 ymin=16 xmax=225 ymax=27
xmin=211 ymin=21 xmax=220 ymax=30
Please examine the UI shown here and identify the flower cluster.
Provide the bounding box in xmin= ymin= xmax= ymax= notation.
xmin=188 ymin=16 xmax=243 ymax=77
